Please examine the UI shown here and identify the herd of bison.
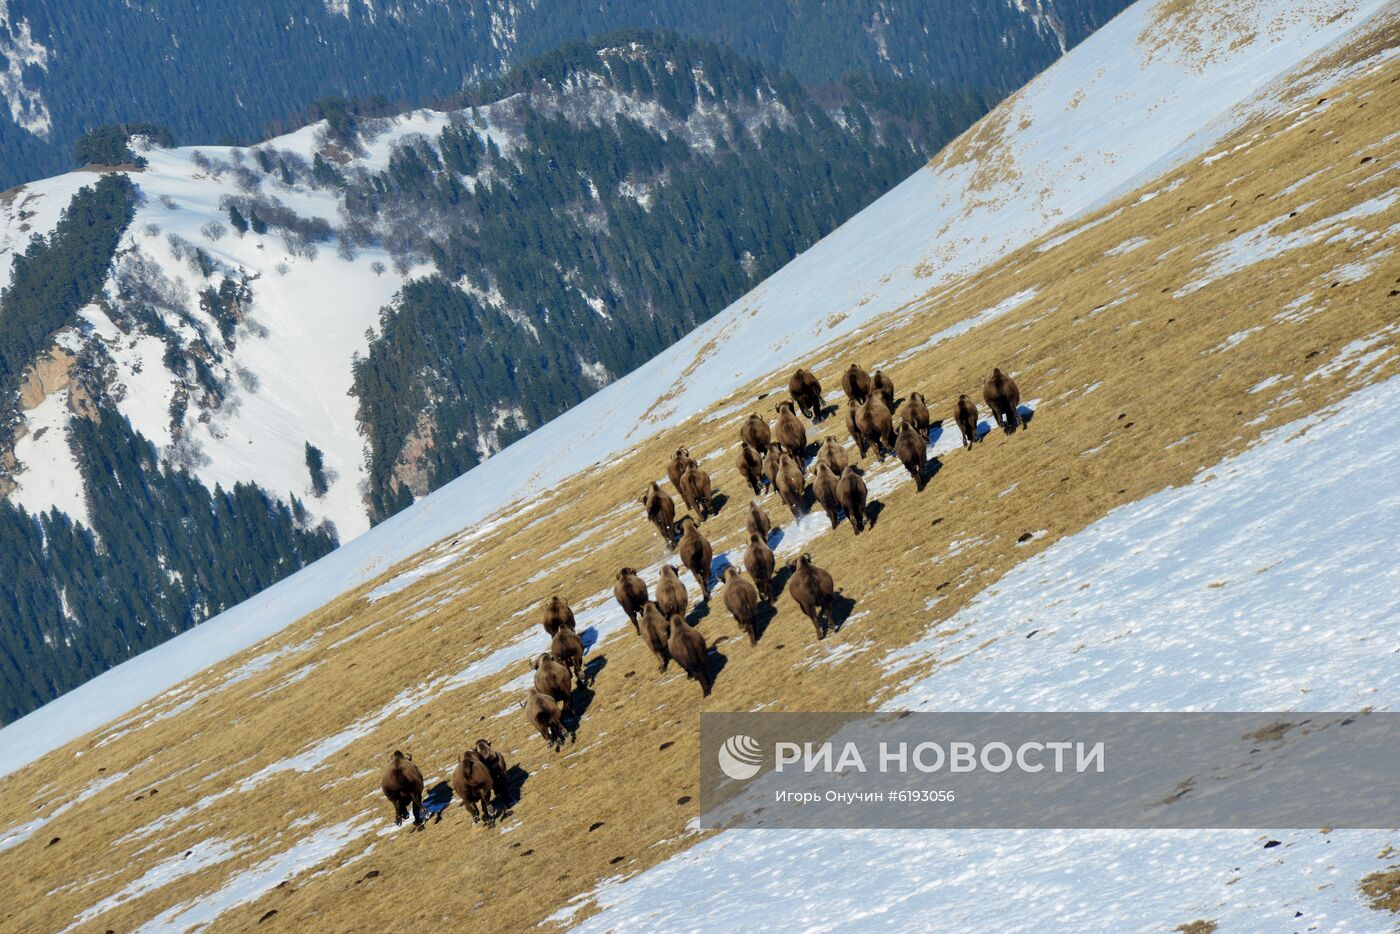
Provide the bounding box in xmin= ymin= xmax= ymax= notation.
xmin=382 ymin=364 xmax=1027 ymax=829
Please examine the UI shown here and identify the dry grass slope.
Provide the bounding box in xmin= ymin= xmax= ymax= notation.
xmin=1 ymin=19 xmax=1397 ymax=933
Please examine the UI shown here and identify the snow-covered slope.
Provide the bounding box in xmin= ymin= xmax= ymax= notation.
xmin=0 ymin=0 xmax=1391 ymax=777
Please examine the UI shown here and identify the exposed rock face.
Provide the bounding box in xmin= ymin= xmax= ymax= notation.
xmin=390 ymin=410 xmax=437 ymax=500
xmin=17 ymin=344 xmax=75 ymax=410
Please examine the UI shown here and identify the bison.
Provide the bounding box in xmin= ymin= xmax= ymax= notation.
xmin=614 ymin=567 xmax=648 ymax=633
xmin=837 ymin=466 xmax=868 ymax=534
xmin=983 ymin=367 xmax=1024 ymax=432
xmin=642 ymin=481 xmax=676 ymax=546
xmin=737 ymin=442 xmax=765 ymax=496
xmin=872 ymin=369 xmax=896 ymax=410
xmin=788 ymin=368 xmax=824 ymax=421
xmin=842 ymin=364 xmax=872 ymax=405
xmin=845 ymin=402 xmax=869 ymax=458
xmin=451 ymin=749 xmax=496 ymax=826
xmin=677 ymin=516 xmax=714 ymax=601
xmin=472 ymin=739 xmax=509 ymax=801
xmin=816 ymin=436 xmax=850 ymax=476
xmin=740 ymin=414 xmax=771 ymax=455
xmin=667 ymin=447 xmax=697 ymax=492
xmin=550 ymin=625 xmax=585 ymax=688
xmin=774 ymin=450 xmax=806 ymax=521
xmin=667 ymin=613 xmax=713 ymax=697
xmin=679 ymin=463 xmax=714 ymax=520
xmin=524 ymin=689 xmax=568 ymax=750
xmin=774 ymin=400 xmax=808 ymax=457
xmin=745 ymin=498 xmax=773 ymax=540
xmin=639 ymin=601 xmax=672 ymax=673
xmin=745 ymin=532 xmax=776 ymax=602
xmin=720 ymin=567 xmax=761 ymax=645
xmin=381 ymin=750 xmax=425 ymax=828
xmin=787 ymin=553 xmax=836 ymax=640
xmin=532 ymin=652 xmax=575 ymax=719
xmin=656 ymin=564 xmax=688 ymax=620
xmin=900 ymin=391 xmax=931 ymax=442
xmin=894 ymin=421 xmax=928 ymax=491
xmin=541 ymin=595 xmax=575 ymax=636
xmin=857 ymin=395 xmax=896 ymax=458
xmin=954 ymin=394 xmax=980 ymax=450
xmin=811 ymin=461 xmax=842 ymax=530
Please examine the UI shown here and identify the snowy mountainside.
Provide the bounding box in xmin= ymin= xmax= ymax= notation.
xmin=0 ymin=0 xmax=1396 ymax=928
xmin=0 ymin=33 xmax=997 ymax=723
xmin=1 ymin=0 xmax=1385 ymax=767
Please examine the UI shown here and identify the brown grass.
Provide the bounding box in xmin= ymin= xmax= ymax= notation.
xmin=1360 ymin=868 xmax=1400 ymax=913
xmin=0 ymin=31 xmax=1398 ymax=934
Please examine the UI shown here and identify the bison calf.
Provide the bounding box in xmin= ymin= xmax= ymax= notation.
xmin=642 ymin=481 xmax=676 ymax=546
xmin=812 ymin=461 xmax=842 ymax=530
xmin=774 ymin=400 xmax=808 ymax=457
xmin=842 ymin=364 xmax=872 ymax=405
xmin=775 ymin=450 xmax=806 ymax=521
xmin=740 ymin=414 xmax=771 ymax=455
xmin=816 ymin=436 xmax=849 ymax=476
xmin=901 ymin=392 xmax=931 ymax=442
xmin=656 ymin=564 xmax=688 ymax=619
xmin=954 ymin=394 xmax=979 ymax=449
xmin=542 ymin=595 xmax=575 ymax=636
xmin=788 ymin=368 xmax=825 ymax=421
xmin=745 ymin=498 xmax=772 ymax=540
xmin=550 ymin=626 xmax=585 ymax=689
xmin=737 ymin=442 xmax=765 ymax=496
xmin=639 ymin=601 xmax=672 ymax=673
xmin=677 ymin=516 xmax=714 ymax=601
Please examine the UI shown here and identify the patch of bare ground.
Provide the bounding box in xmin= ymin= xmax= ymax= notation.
xmin=1 ymin=33 xmax=1399 ymax=934
xmin=1360 ymin=868 xmax=1400 ymax=913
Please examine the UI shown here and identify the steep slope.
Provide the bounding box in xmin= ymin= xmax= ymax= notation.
xmin=0 ymin=34 xmax=991 ymax=721
xmin=0 ymin=0 xmax=1133 ymax=188
xmin=0 ymin=0 xmax=1394 ymax=930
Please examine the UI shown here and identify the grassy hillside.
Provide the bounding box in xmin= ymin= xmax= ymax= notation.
xmin=0 ymin=10 xmax=1396 ymax=932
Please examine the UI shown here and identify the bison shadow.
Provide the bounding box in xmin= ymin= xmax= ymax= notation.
xmin=865 ymin=499 xmax=886 ymax=529
xmin=975 ymin=419 xmax=994 ymax=441
xmin=496 ymin=764 xmax=530 ymax=811
xmin=1017 ymin=404 xmax=1036 ymax=429
xmin=686 ymin=600 xmax=714 ymax=627
xmin=770 ymin=564 xmax=795 ymax=600
xmin=920 ymin=456 xmax=944 ymax=487
xmin=423 ymin=780 xmax=454 ymax=824
xmin=704 ymin=642 xmax=730 ymax=687
xmin=927 ymin=422 xmax=945 ymax=449
xmin=830 ymin=592 xmax=859 ymax=633
xmin=818 ymin=403 xmax=840 ymax=421
xmin=709 ymin=491 xmax=729 ymax=517
xmin=753 ymin=600 xmax=779 ymax=643
xmin=579 ymin=626 xmax=600 ymax=653
xmin=766 ymin=527 xmax=785 ymax=550
xmin=570 ymin=679 xmax=599 ymax=723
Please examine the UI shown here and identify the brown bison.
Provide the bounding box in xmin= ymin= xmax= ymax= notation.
xmin=550 ymin=626 xmax=585 ymax=688
xmin=745 ymin=531 xmax=776 ymax=602
xmin=679 ymin=463 xmax=714 ymax=520
xmin=811 ymin=461 xmax=842 ymax=530
xmin=842 ymin=364 xmax=872 ymax=405
xmin=774 ymin=450 xmax=806 ymax=520
xmin=872 ymin=369 xmax=896 ymax=410
xmin=541 ymin=595 xmax=575 ymax=636
xmin=983 ymin=367 xmax=1024 ymax=432
xmin=639 ymin=601 xmax=672 ymax=673
xmin=787 ymin=553 xmax=836 ymax=639
xmin=894 ymin=421 xmax=928 ymax=491
xmin=656 ymin=564 xmax=688 ymax=619
xmin=737 ymin=442 xmax=765 ymax=496
xmin=677 ymin=516 xmax=714 ymax=601
xmin=762 ymin=444 xmax=784 ymax=492
xmin=740 ymin=414 xmax=771 ymax=455
xmin=816 ymin=436 xmax=850 ymax=476
xmin=381 ymin=750 xmax=425 ymax=828
xmin=642 ymin=481 xmax=676 ymax=546
xmin=472 ymin=739 xmax=509 ymax=799
xmin=857 ymin=396 xmax=896 ymax=458
xmin=451 ymin=749 xmax=496 ymax=826
xmin=774 ymin=400 xmax=808 ymax=456
xmin=900 ymin=391 xmax=931 ymax=441
xmin=837 ymin=466 xmax=868 ymax=534
xmin=845 ymin=402 xmax=869 ymax=458
xmin=532 ymin=652 xmax=575 ymax=719
xmin=788 ymin=368 xmax=824 ymax=421
xmin=524 ymin=690 xmax=568 ymax=750
xmin=614 ymin=567 xmax=648 ymax=633
xmin=667 ymin=447 xmax=697 ymax=492
xmin=745 ymin=498 xmax=772 ymax=539
xmin=954 ymin=394 xmax=980 ymax=449
xmin=720 ymin=567 xmax=761 ymax=645
xmin=667 ymin=613 xmax=713 ymax=697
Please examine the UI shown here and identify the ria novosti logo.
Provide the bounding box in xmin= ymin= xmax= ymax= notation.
xmin=717 ymin=734 xmax=764 ymax=780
